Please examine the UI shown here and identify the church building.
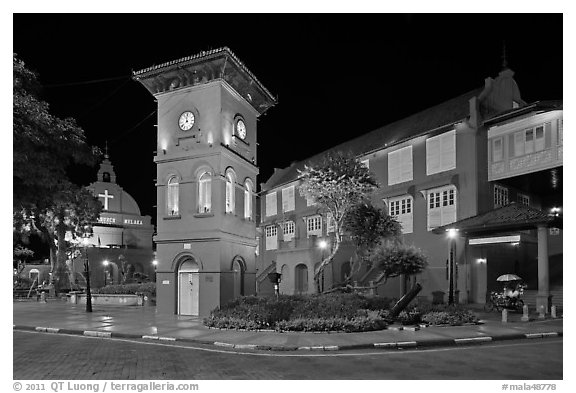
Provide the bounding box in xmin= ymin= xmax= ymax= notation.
xmin=133 ymin=48 xmax=276 ymax=316
xmin=70 ymin=153 xmax=156 ymax=288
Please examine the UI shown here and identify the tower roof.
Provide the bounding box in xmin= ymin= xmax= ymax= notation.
xmin=133 ymin=47 xmax=277 ymax=115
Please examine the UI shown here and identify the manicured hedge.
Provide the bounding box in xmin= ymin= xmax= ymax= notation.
xmin=204 ymin=293 xmax=393 ymax=332
xmin=421 ymin=310 xmax=478 ymax=325
xmin=396 ymin=303 xmax=479 ymax=326
xmin=94 ymin=282 xmax=156 ymax=296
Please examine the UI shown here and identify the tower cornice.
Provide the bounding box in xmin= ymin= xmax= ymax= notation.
xmin=132 ymin=47 xmax=276 ymax=115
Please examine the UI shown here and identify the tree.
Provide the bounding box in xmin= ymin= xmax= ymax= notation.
xmin=13 ymin=54 xmax=99 ymax=208
xmin=343 ymin=202 xmax=401 ymax=283
xmin=367 ymin=242 xmax=428 ymax=285
xmin=13 ymin=55 xmax=102 ymax=291
xmin=298 ymin=151 xmax=378 ymax=290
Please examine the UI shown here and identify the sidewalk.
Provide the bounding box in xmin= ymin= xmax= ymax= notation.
xmin=13 ymin=300 xmax=563 ymax=351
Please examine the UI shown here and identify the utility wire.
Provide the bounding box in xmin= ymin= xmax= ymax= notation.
xmin=109 ymin=109 xmax=157 ymax=144
xmin=41 ymin=75 xmax=130 ymax=88
xmin=77 ymin=78 xmax=132 ymax=119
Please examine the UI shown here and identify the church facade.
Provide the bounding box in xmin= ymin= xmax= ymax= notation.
xmin=257 ymin=66 xmax=562 ymax=311
xmin=70 ymin=154 xmax=156 ymax=288
xmin=133 ymin=48 xmax=276 ymax=316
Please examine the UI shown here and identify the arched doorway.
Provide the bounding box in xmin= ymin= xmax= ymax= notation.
xmin=295 ymin=264 xmax=308 ymax=295
xmin=178 ymin=258 xmax=199 ymax=316
xmin=232 ymin=257 xmax=245 ymax=299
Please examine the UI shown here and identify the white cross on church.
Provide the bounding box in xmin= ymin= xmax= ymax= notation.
xmin=98 ymin=189 xmax=114 ymax=210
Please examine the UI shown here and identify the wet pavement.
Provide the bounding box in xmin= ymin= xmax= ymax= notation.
xmin=12 ymin=300 xmax=563 ymax=351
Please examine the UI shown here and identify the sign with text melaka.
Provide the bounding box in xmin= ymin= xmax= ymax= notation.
xmin=124 ymin=219 xmax=143 ymax=225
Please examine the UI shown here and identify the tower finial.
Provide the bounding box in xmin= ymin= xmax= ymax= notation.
xmin=105 ymin=140 xmax=109 ymax=158
xmin=501 ymin=40 xmax=508 ymax=70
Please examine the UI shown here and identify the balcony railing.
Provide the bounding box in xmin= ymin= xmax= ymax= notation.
xmin=489 ymin=145 xmax=562 ymax=181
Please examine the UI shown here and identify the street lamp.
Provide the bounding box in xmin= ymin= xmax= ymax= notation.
xmin=152 ymin=259 xmax=158 ymax=282
xmin=103 ymin=260 xmax=109 ymax=286
xmin=83 ymin=236 xmax=93 ymax=313
xmin=446 ymin=228 xmax=458 ymax=305
xmin=318 ymin=239 xmax=328 ymax=293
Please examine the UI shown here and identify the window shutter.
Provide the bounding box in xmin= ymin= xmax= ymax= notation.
xmin=426 ymin=136 xmax=441 ymax=175
xmin=428 ymin=207 xmax=441 ymax=231
xmin=244 ymin=189 xmax=251 ymax=219
xmin=283 ymin=221 xmax=295 ymax=241
xmin=327 ymin=213 xmax=335 ymax=233
xmin=401 ymin=146 xmax=413 ymax=182
xmin=535 ymin=126 xmax=545 ymax=151
xmin=388 ymin=149 xmax=400 ymax=185
xmin=440 ymin=130 xmax=456 ymax=171
xmin=225 ymin=180 xmax=233 ymax=213
xmin=282 ymin=186 xmax=295 ymax=212
xmin=514 ymin=132 xmax=525 ymax=157
xmin=266 ymin=192 xmax=277 ymax=216
xmin=492 ymin=138 xmax=503 ymax=162
xmin=441 ymin=202 xmax=457 ymax=226
xmin=265 ymin=226 xmax=278 ymax=250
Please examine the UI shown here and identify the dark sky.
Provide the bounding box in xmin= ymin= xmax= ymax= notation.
xmin=13 ymin=14 xmax=563 ymax=220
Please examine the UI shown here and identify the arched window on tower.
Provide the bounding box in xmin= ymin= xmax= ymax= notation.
xmin=198 ymin=172 xmax=212 ymax=213
xmin=244 ymin=179 xmax=253 ymax=220
xmin=103 ymin=172 xmax=111 ymax=182
xmin=225 ymin=169 xmax=236 ymax=214
xmin=167 ymin=176 xmax=179 ymax=216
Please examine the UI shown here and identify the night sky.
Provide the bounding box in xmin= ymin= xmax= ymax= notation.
xmin=13 ymin=14 xmax=563 ymax=221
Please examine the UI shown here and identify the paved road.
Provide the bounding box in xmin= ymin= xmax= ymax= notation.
xmin=13 ymin=331 xmax=562 ymax=380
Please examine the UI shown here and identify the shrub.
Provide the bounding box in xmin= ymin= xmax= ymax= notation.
xmin=204 ymin=293 xmax=393 ymax=332
xmin=276 ymin=315 xmax=387 ymax=333
xmin=397 ymin=309 xmax=422 ymax=325
xmin=94 ymin=282 xmax=156 ymax=296
xmin=422 ymin=310 xmax=478 ymax=326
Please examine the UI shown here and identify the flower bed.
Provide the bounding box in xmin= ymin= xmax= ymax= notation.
xmin=93 ymin=282 xmax=156 ymax=296
xmin=397 ymin=303 xmax=479 ymax=326
xmin=204 ymin=294 xmax=394 ymax=332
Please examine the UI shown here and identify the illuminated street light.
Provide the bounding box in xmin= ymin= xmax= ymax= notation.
xmin=317 ymin=239 xmax=328 ymax=293
xmin=446 ymin=228 xmax=458 ymax=305
xmin=82 ymin=236 xmax=92 ymax=313
xmin=103 ymin=260 xmax=109 ymax=286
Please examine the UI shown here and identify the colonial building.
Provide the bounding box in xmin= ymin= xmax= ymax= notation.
xmin=70 ymin=154 xmax=156 ymax=288
xmin=133 ymin=48 xmax=276 ymax=316
xmin=257 ymin=66 xmax=562 ymax=311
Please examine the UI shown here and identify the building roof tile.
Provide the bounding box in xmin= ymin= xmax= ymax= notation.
xmin=262 ymin=88 xmax=481 ymax=191
xmin=432 ymin=202 xmax=559 ymax=235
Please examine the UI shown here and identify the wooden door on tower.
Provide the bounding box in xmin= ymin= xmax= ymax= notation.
xmin=178 ymin=260 xmax=199 ymax=316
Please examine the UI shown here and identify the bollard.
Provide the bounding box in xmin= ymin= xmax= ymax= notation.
xmin=521 ymin=304 xmax=529 ymax=322
xmin=501 ymin=308 xmax=508 ymax=323
xmin=538 ymin=305 xmax=546 ymax=319
xmin=40 ymin=291 xmax=47 ymax=303
xmin=551 ymin=305 xmax=557 ymax=318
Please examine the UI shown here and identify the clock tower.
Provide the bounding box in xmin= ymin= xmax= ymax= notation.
xmin=133 ymin=48 xmax=276 ymax=316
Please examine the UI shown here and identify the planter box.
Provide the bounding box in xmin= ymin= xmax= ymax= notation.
xmin=68 ymin=293 xmax=143 ymax=306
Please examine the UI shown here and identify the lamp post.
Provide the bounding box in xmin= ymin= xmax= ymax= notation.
xmin=152 ymin=259 xmax=158 ymax=282
xmin=447 ymin=228 xmax=458 ymax=305
xmin=103 ymin=260 xmax=109 ymax=286
xmin=318 ymin=239 xmax=328 ymax=293
xmin=83 ymin=237 xmax=93 ymax=313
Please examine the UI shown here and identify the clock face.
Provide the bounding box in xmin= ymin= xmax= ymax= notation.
xmin=179 ymin=111 xmax=195 ymax=131
xmin=236 ymin=119 xmax=247 ymax=140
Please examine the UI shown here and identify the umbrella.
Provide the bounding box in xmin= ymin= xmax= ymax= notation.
xmin=497 ymin=274 xmax=522 ymax=281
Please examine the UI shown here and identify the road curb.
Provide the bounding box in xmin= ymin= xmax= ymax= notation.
xmin=13 ymin=325 xmax=562 ymax=352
